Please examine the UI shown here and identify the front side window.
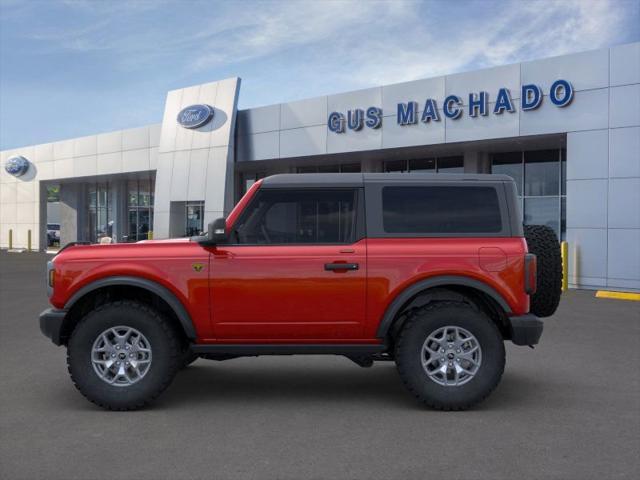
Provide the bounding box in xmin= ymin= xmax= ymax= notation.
xmin=232 ymin=189 xmax=357 ymax=245
xmin=382 ymin=186 xmax=502 ymax=234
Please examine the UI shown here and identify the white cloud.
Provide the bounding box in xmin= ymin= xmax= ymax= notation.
xmin=322 ymin=0 xmax=626 ymax=88
xmin=8 ymin=0 xmax=629 ymax=81
xmin=1 ymin=0 xmax=635 ymax=105
xmin=188 ymin=1 xmax=412 ymax=71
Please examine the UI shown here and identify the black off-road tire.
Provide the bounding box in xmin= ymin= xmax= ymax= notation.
xmin=67 ymin=300 xmax=182 ymax=411
xmin=395 ymin=301 xmax=505 ymax=411
xmin=524 ymin=224 xmax=562 ymax=318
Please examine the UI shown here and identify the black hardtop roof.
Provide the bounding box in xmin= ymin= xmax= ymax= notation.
xmin=261 ymin=172 xmax=514 ymax=188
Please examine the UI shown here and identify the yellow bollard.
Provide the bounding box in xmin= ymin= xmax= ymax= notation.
xmin=147 ymin=230 xmax=153 ymax=240
xmin=28 ymin=229 xmax=32 ymax=252
xmin=8 ymin=229 xmax=12 ymax=250
xmin=560 ymin=241 xmax=569 ymax=292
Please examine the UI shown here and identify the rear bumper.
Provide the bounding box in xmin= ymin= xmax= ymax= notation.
xmin=39 ymin=308 xmax=67 ymax=346
xmin=509 ymin=314 xmax=543 ymax=346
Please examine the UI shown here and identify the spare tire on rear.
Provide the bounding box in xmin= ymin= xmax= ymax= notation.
xmin=524 ymin=224 xmax=562 ymax=318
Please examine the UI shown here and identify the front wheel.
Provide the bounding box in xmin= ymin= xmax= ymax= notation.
xmin=67 ymin=300 xmax=182 ymax=410
xmin=395 ymin=301 xmax=505 ymax=410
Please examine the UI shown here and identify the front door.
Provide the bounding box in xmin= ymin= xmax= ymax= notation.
xmin=209 ymin=188 xmax=366 ymax=341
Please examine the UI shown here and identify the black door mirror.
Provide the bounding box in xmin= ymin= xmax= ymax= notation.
xmin=205 ymin=217 xmax=227 ymax=245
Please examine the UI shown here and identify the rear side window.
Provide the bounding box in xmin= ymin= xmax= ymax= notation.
xmin=382 ymin=186 xmax=502 ymax=234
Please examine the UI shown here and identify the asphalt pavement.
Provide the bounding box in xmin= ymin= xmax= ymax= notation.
xmin=1 ymin=251 xmax=639 ymax=480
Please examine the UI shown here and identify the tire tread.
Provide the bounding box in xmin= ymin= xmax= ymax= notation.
xmin=524 ymin=224 xmax=562 ymax=318
xmin=66 ymin=300 xmax=182 ymax=411
xmin=395 ymin=301 xmax=505 ymax=411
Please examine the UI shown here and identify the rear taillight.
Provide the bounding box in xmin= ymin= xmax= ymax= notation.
xmin=524 ymin=253 xmax=537 ymax=295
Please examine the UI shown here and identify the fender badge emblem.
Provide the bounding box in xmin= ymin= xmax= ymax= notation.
xmin=192 ymin=263 xmax=204 ymax=272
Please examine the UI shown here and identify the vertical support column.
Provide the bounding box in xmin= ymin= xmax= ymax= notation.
xmin=169 ymin=201 xmax=186 ymax=237
xmin=59 ymin=183 xmax=81 ymax=245
xmin=154 ymin=78 xmax=241 ymax=239
xmin=109 ymin=179 xmax=127 ymax=242
xmin=361 ymin=157 xmax=382 ymax=172
xmin=464 ymin=151 xmax=491 ymax=173
xmin=39 ymin=182 xmax=48 ymax=251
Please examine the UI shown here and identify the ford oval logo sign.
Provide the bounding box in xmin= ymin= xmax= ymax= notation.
xmin=177 ymin=104 xmax=214 ymax=129
xmin=4 ymin=156 xmax=30 ymax=177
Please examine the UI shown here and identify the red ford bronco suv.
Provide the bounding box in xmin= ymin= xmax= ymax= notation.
xmin=40 ymin=173 xmax=562 ymax=411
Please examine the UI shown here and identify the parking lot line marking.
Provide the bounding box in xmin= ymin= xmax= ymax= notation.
xmin=595 ymin=291 xmax=640 ymax=302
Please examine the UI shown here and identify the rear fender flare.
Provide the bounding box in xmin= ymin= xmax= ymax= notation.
xmin=376 ymin=275 xmax=512 ymax=338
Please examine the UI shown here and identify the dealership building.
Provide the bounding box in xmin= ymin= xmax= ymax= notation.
xmin=1 ymin=42 xmax=639 ymax=292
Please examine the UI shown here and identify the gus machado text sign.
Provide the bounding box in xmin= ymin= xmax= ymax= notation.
xmin=327 ymin=79 xmax=573 ymax=133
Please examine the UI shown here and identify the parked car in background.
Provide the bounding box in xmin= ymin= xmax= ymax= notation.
xmin=46 ymin=224 xmax=60 ymax=247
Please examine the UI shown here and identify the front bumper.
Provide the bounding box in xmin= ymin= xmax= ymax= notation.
xmin=39 ymin=308 xmax=67 ymax=346
xmin=509 ymin=314 xmax=543 ymax=346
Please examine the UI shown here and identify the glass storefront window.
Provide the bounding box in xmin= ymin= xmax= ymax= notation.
xmin=46 ymin=185 xmax=60 ymax=202
xmin=385 ymin=156 xmax=463 ymax=173
xmin=384 ymin=160 xmax=408 ymax=172
xmin=140 ymin=179 xmax=152 ymax=207
xmin=185 ymin=202 xmax=204 ymax=237
xmin=88 ymin=188 xmax=97 ymax=209
xmin=524 ymin=150 xmax=560 ymax=196
xmin=437 ymin=156 xmax=464 ymax=173
xmin=492 ymin=152 xmax=523 ymax=195
xmin=317 ymin=164 xmax=341 ymax=173
xmin=561 ymin=149 xmax=567 ymax=196
xmin=491 ymin=148 xmax=566 ymax=241
xmin=87 ymin=182 xmax=111 ymax=243
xmin=409 ymin=158 xmax=436 ymax=172
xmin=524 ymin=197 xmax=560 ymax=238
xmin=126 ymin=178 xmax=155 ymax=242
xmin=297 ymin=164 xmax=361 ymax=174
xmin=128 ymin=180 xmax=138 ymax=206
xmin=338 ymin=163 xmax=361 ymax=173
xmin=561 ymin=197 xmax=566 ymax=241
xmin=241 ymin=172 xmax=266 ymax=196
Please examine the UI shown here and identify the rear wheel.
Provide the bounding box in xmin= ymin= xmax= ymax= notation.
xmin=395 ymin=302 xmax=505 ymax=410
xmin=67 ymin=300 xmax=182 ymax=410
xmin=524 ymin=224 xmax=562 ymax=318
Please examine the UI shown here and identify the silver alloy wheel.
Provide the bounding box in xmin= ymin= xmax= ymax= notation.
xmin=421 ymin=325 xmax=482 ymax=386
xmin=91 ymin=326 xmax=152 ymax=387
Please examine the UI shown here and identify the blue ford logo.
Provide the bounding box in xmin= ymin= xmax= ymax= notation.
xmin=176 ymin=104 xmax=214 ymax=129
xmin=5 ymin=156 xmax=30 ymax=177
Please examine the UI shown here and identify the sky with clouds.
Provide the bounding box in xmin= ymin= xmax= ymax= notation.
xmin=1 ymin=0 xmax=639 ymax=149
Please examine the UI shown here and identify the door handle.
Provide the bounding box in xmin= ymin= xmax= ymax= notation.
xmin=325 ymin=262 xmax=359 ymax=271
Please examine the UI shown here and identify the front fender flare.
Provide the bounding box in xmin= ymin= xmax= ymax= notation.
xmin=65 ymin=276 xmax=196 ymax=339
xmin=375 ymin=275 xmax=512 ymax=339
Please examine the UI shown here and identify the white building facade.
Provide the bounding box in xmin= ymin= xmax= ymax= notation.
xmin=1 ymin=43 xmax=639 ymax=291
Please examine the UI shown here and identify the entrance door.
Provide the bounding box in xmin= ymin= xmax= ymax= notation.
xmin=208 ymin=188 xmax=366 ymax=341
